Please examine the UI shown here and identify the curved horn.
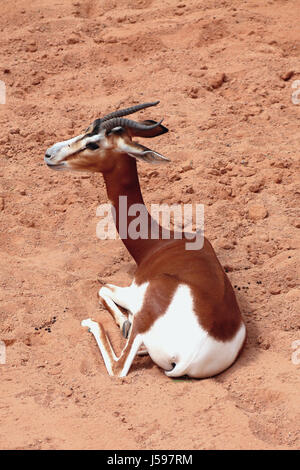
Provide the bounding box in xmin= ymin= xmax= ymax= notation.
xmin=100 ymin=117 xmax=163 ymax=133
xmin=100 ymin=101 xmax=160 ymax=122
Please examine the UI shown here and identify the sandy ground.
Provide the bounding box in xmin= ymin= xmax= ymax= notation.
xmin=0 ymin=0 xmax=299 ymax=450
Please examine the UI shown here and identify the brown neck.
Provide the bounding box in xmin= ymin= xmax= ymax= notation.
xmin=103 ymin=154 xmax=164 ymax=265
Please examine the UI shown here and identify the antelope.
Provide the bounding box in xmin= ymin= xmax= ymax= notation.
xmin=44 ymin=101 xmax=246 ymax=378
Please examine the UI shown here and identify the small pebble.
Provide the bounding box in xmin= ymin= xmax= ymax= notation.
xmin=280 ymin=70 xmax=294 ymax=81
xmin=248 ymin=204 xmax=268 ymax=221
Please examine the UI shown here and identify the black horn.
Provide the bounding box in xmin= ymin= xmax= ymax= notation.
xmin=100 ymin=101 xmax=160 ymax=122
xmin=100 ymin=117 xmax=164 ymax=134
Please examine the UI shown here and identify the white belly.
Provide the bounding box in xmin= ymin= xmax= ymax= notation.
xmin=141 ymin=284 xmax=246 ymax=378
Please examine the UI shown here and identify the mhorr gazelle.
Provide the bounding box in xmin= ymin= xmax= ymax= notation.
xmin=44 ymin=101 xmax=246 ymax=378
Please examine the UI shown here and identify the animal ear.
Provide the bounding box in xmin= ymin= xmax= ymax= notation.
xmin=117 ymin=140 xmax=170 ymax=164
xmin=128 ymin=120 xmax=169 ymax=138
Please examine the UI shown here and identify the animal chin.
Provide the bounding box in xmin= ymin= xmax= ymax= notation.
xmin=46 ymin=162 xmax=66 ymax=171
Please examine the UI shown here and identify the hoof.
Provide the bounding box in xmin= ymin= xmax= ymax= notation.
xmin=122 ymin=320 xmax=131 ymax=339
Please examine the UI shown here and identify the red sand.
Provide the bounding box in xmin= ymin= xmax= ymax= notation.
xmin=0 ymin=0 xmax=299 ymax=450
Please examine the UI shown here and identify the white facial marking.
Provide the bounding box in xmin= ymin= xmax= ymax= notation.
xmin=45 ymin=131 xmax=106 ymax=166
xmin=46 ymin=135 xmax=83 ymax=159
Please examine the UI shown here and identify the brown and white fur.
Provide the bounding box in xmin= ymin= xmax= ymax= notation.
xmin=44 ymin=102 xmax=246 ymax=378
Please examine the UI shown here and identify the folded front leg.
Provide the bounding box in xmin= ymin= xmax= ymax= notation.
xmin=99 ymin=284 xmax=134 ymax=310
xmin=98 ymin=286 xmax=131 ymax=338
xmin=81 ymin=318 xmax=143 ymax=377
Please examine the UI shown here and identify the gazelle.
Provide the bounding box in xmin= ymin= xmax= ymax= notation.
xmin=44 ymin=101 xmax=246 ymax=378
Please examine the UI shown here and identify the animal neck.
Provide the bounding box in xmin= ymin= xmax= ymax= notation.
xmin=103 ymin=154 xmax=163 ymax=265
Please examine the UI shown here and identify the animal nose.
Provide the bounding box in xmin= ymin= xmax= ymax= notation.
xmin=45 ymin=152 xmax=51 ymax=159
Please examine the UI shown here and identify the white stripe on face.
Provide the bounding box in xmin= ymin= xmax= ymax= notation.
xmin=45 ymin=135 xmax=86 ymax=165
xmin=45 ymin=130 xmax=106 ymax=163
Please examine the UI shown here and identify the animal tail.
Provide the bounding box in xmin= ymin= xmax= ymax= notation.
xmin=164 ymin=360 xmax=189 ymax=378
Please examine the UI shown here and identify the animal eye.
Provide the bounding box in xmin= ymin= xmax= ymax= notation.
xmin=86 ymin=142 xmax=100 ymax=150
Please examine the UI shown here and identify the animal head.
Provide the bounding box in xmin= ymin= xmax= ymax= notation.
xmin=44 ymin=101 xmax=170 ymax=173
